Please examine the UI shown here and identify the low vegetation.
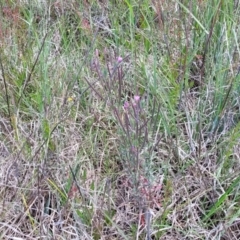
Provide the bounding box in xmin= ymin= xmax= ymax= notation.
xmin=0 ymin=0 xmax=240 ymax=239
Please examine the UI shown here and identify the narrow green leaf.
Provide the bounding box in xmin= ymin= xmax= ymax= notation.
xmin=203 ymin=175 xmax=240 ymax=222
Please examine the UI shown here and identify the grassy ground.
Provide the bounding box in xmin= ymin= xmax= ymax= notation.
xmin=0 ymin=0 xmax=240 ymax=239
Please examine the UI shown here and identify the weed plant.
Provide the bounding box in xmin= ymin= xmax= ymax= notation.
xmin=0 ymin=0 xmax=240 ymax=239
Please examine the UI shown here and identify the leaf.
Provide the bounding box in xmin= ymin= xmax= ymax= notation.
xmin=203 ymin=175 xmax=240 ymax=222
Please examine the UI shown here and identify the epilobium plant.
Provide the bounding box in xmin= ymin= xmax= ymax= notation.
xmin=89 ymin=52 xmax=162 ymax=234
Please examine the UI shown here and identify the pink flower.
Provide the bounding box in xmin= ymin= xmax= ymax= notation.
xmin=117 ymin=56 xmax=123 ymax=63
xmin=124 ymin=101 xmax=129 ymax=110
xmin=134 ymin=95 xmax=140 ymax=102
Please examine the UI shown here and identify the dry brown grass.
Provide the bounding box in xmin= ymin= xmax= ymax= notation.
xmin=1 ymin=0 xmax=240 ymax=239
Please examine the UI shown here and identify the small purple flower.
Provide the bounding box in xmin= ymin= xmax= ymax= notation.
xmin=117 ymin=56 xmax=123 ymax=63
xmin=134 ymin=95 xmax=140 ymax=102
xmin=124 ymin=101 xmax=130 ymax=110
